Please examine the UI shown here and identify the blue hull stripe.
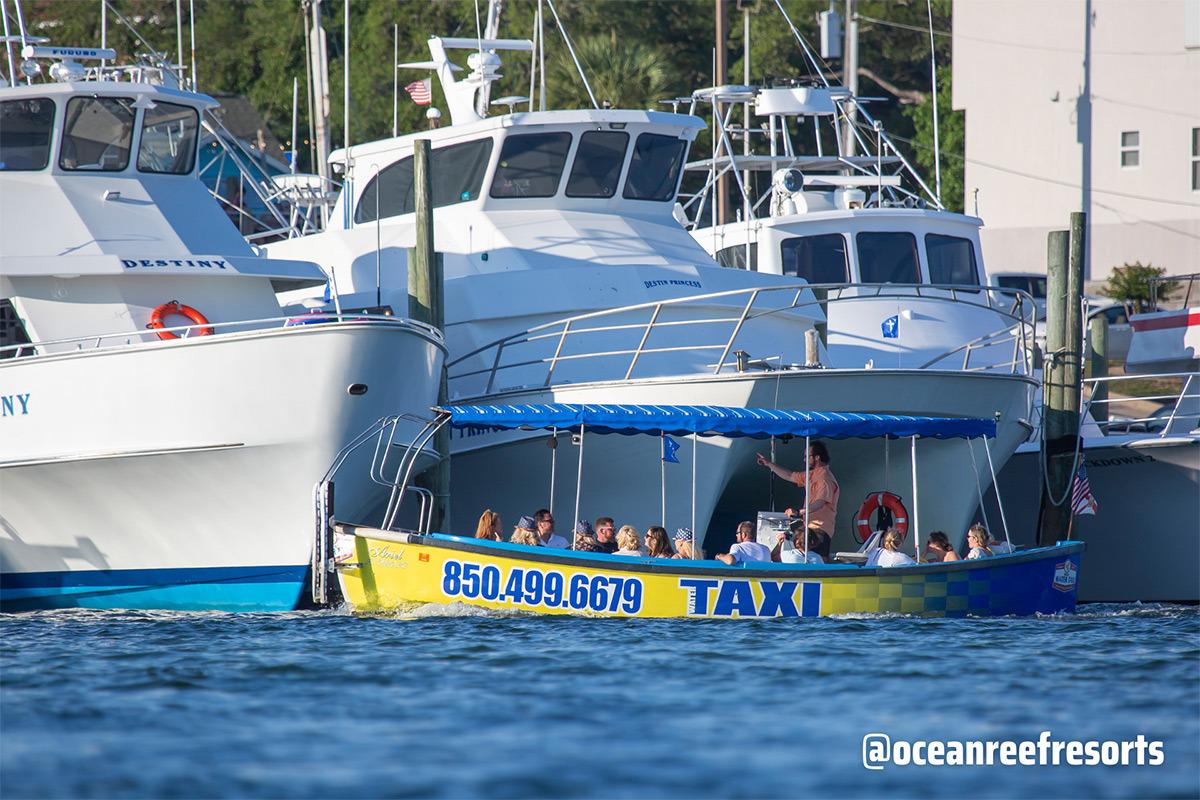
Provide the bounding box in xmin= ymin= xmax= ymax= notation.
xmin=1 ymin=565 xmax=308 ymax=612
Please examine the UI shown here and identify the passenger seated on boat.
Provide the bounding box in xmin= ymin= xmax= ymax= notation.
xmin=875 ymin=528 xmax=916 ymax=567
xmin=775 ymin=527 xmax=826 ymax=565
xmin=534 ymin=509 xmax=569 ymax=549
xmin=923 ymin=531 xmax=960 ymax=563
xmin=671 ymin=528 xmax=696 ymax=559
xmin=613 ymin=525 xmax=644 ymax=556
xmin=594 ymin=517 xmax=619 ymax=553
xmin=715 ymin=521 xmax=772 ymax=565
xmin=510 ymin=515 xmax=541 ymax=546
xmin=573 ymin=520 xmax=603 ymax=552
xmin=475 ymin=509 xmax=503 ymax=542
xmin=988 ymin=529 xmax=1014 ymax=555
xmin=965 ymin=525 xmax=993 ymax=559
xmin=644 ymin=526 xmax=675 ymax=558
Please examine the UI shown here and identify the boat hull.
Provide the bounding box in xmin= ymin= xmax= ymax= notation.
xmin=0 ymin=322 xmax=444 ymax=612
xmin=335 ymin=528 xmax=1084 ymax=618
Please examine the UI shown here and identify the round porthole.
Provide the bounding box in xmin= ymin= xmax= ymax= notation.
xmin=348 ymin=383 xmax=368 ymax=396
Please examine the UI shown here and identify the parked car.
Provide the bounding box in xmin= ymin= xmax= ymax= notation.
xmin=990 ymin=272 xmax=1048 ymax=319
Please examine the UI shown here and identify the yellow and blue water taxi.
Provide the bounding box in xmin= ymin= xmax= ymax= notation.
xmin=322 ymin=404 xmax=1084 ymax=618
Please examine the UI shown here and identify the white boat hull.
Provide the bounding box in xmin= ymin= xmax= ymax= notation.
xmin=0 ymin=322 xmax=444 ymax=611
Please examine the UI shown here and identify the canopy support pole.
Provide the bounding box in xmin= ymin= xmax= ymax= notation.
xmin=803 ymin=436 xmax=811 ymax=558
xmin=548 ymin=427 xmax=557 ymax=515
xmin=572 ymin=424 xmax=585 ymax=550
xmin=660 ymin=432 xmax=667 ymax=527
xmin=691 ymin=432 xmax=698 ymax=556
xmin=982 ymin=437 xmax=1013 ymax=549
xmin=884 ymin=436 xmax=890 ymax=491
xmin=910 ymin=435 xmax=921 ymax=558
xmin=967 ymin=438 xmax=992 ymax=535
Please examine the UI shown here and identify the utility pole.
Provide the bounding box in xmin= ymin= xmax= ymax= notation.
xmin=715 ymin=0 xmax=729 ymax=226
xmin=306 ymin=0 xmax=331 ymax=184
xmin=842 ymin=0 xmax=859 ymax=156
xmin=1038 ymin=213 xmax=1087 ymax=544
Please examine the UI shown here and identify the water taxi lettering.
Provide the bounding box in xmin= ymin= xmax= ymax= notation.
xmin=1 ymin=393 xmax=31 ymax=417
xmin=121 ymin=259 xmax=229 ymax=270
xmin=441 ymin=559 xmax=644 ymax=614
xmin=678 ymin=578 xmax=821 ymax=618
xmin=643 ymin=279 xmax=701 ymax=290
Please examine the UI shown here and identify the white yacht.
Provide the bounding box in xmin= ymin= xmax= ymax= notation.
xmin=0 ymin=46 xmax=443 ymax=610
xmin=265 ymin=33 xmax=1037 ymax=556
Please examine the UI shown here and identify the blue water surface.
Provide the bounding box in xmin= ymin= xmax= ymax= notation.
xmin=2 ymin=604 xmax=1197 ymax=799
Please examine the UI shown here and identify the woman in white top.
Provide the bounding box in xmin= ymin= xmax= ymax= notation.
xmin=775 ymin=528 xmax=825 ymax=564
xmin=965 ymin=525 xmax=993 ymax=560
xmin=613 ymin=525 xmax=645 ymax=556
xmin=875 ymin=528 xmax=916 ymax=567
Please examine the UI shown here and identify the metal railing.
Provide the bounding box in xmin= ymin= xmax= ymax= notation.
xmin=447 ymin=283 xmax=1037 ymax=396
xmin=1083 ymin=372 xmax=1199 ymax=437
xmin=0 ymin=311 xmax=443 ymax=361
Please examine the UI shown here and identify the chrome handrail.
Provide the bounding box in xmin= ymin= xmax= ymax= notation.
xmin=1082 ymin=371 xmax=1200 ymax=437
xmin=447 ymin=283 xmax=1037 ymax=394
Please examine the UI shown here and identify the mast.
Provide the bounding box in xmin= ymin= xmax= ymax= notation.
xmin=307 ymin=0 xmax=331 ymax=184
xmin=842 ymin=0 xmax=858 ymax=156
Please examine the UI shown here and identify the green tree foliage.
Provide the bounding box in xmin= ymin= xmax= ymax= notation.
xmin=547 ymin=35 xmax=671 ymax=111
xmin=1101 ymin=262 xmax=1178 ymax=312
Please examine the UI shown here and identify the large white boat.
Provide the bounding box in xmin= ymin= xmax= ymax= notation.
xmin=0 ymin=46 xmax=443 ymax=611
xmin=264 ymin=29 xmax=1038 ymax=556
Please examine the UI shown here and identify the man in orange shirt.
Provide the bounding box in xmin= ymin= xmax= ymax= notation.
xmin=756 ymin=441 xmax=840 ymax=536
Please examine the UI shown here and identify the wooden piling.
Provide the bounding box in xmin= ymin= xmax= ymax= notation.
xmin=1087 ymin=314 xmax=1109 ymax=423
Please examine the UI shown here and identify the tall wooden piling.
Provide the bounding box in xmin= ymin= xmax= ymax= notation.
xmin=1087 ymin=314 xmax=1109 ymax=423
xmin=1038 ymin=212 xmax=1086 ymax=544
xmin=409 ymin=139 xmax=450 ymax=533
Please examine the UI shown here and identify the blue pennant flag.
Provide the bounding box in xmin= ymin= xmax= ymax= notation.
xmin=881 ymin=315 xmax=900 ymax=339
xmin=662 ymin=435 xmax=681 ymax=464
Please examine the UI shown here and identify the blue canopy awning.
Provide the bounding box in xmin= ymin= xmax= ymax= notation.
xmin=441 ymin=404 xmax=995 ymax=440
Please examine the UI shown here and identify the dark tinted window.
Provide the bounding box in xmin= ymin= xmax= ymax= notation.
xmin=856 ymin=232 xmax=920 ymax=283
xmin=137 ymin=101 xmax=199 ymax=174
xmin=715 ymin=243 xmax=758 ymax=270
xmin=781 ymin=234 xmax=849 ymax=284
xmin=1102 ymin=306 xmax=1128 ymax=325
xmin=0 ymin=98 xmax=55 ymax=171
xmin=996 ymin=275 xmax=1046 ymax=298
xmin=356 ymin=138 xmax=493 ymax=223
xmin=0 ymin=299 xmax=33 ymax=359
xmin=490 ymin=132 xmax=571 ymax=198
xmin=60 ymin=97 xmax=135 ymax=171
xmin=925 ymin=234 xmax=979 ymax=286
xmin=623 ymin=133 xmax=687 ymax=201
xmin=566 ymin=130 xmax=628 ymax=198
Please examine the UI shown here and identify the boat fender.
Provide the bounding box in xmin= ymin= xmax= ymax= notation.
xmin=147 ymin=300 xmax=214 ymax=340
xmin=854 ymin=492 xmax=909 ymax=543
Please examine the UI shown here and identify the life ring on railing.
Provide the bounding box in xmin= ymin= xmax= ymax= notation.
xmin=147 ymin=300 xmax=214 ymax=340
xmin=855 ymin=491 xmax=909 ymax=543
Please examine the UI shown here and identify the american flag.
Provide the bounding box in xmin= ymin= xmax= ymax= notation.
xmin=1071 ymin=463 xmax=1099 ymax=516
xmin=404 ymin=78 xmax=432 ymax=105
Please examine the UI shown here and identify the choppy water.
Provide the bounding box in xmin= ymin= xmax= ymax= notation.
xmin=2 ymin=604 xmax=1197 ymax=799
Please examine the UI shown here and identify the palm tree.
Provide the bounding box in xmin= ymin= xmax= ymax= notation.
xmin=547 ymin=34 xmax=672 ymax=111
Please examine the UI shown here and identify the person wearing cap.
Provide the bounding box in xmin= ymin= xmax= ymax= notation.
xmin=756 ymin=441 xmax=840 ymax=536
xmin=671 ymin=527 xmax=697 ymax=559
xmin=593 ymin=517 xmax=618 ymax=553
xmin=714 ymin=521 xmax=771 ymax=565
xmin=573 ymin=520 xmax=602 ymax=552
xmin=534 ymin=508 xmax=568 ymax=549
xmin=510 ymin=515 xmax=541 ymax=547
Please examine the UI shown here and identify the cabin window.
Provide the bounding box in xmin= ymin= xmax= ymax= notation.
xmin=780 ymin=234 xmax=849 ymax=284
xmin=565 ymin=130 xmax=628 ymax=198
xmin=995 ymin=275 xmax=1046 ymax=299
xmin=925 ymin=234 xmax=979 ymax=286
xmin=355 ymin=138 xmax=493 ymax=223
xmin=490 ymin=132 xmax=571 ymax=198
xmin=623 ymin=133 xmax=688 ymax=201
xmin=0 ymin=299 xmax=33 ymax=359
xmin=137 ymin=101 xmax=199 ymax=175
xmin=60 ymin=97 xmax=135 ymax=171
xmin=856 ymin=232 xmax=920 ymax=284
xmin=715 ymin=243 xmax=759 ymax=270
xmin=0 ymin=98 xmax=55 ymax=171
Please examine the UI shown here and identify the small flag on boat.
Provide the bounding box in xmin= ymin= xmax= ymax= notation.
xmin=662 ymin=434 xmax=680 ymax=464
xmin=881 ymin=315 xmax=899 ymax=338
xmin=404 ymin=78 xmax=432 ymax=105
xmin=1071 ymin=463 xmax=1099 ymax=516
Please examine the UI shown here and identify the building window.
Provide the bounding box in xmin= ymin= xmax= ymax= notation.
xmin=1119 ymin=131 xmax=1140 ymax=168
xmin=1192 ymin=127 xmax=1199 ymax=191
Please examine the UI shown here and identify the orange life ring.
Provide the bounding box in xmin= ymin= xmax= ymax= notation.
xmin=147 ymin=300 xmax=214 ymax=340
xmin=854 ymin=491 xmax=909 ymax=543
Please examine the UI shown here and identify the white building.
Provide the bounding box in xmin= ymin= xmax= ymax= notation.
xmin=952 ymin=0 xmax=1200 ymax=280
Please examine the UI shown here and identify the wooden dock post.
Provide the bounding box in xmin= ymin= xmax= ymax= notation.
xmin=1087 ymin=314 xmax=1109 ymax=423
xmin=1038 ymin=212 xmax=1086 ymax=544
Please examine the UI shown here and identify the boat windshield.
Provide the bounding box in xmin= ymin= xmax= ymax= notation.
xmin=781 ymin=234 xmax=850 ymax=283
xmin=137 ymin=101 xmax=199 ymax=175
xmin=565 ymin=130 xmax=628 ymax=198
xmin=490 ymin=132 xmax=571 ymax=198
xmin=0 ymin=98 xmax=55 ymax=171
xmin=856 ymin=232 xmax=921 ymax=283
xmin=356 ymin=138 xmax=493 ymax=222
xmin=925 ymin=234 xmax=979 ymax=286
xmin=622 ymin=133 xmax=687 ymax=201
xmin=59 ymin=96 xmax=135 ymax=172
